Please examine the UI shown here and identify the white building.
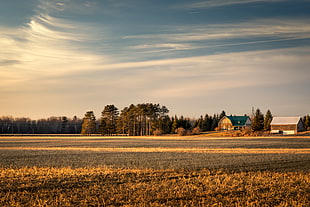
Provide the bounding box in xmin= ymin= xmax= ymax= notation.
xmin=270 ymin=117 xmax=304 ymax=135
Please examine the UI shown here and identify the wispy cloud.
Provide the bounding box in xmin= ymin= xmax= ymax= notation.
xmin=1 ymin=0 xmax=309 ymax=118
xmin=0 ymin=5 xmax=110 ymax=90
xmin=125 ymin=19 xmax=310 ymax=41
xmin=68 ymin=46 xmax=310 ymax=86
xmin=124 ymin=18 xmax=310 ymax=54
xmin=0 ymin=60 xmax=20 ymax=66
xmin=173 ymin=0 xmax=287 ymax=9
xmin=127 ymin=47 xmax=310 ymax=99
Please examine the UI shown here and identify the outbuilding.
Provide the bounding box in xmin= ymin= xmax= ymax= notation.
xmin=270 ymin=117 xmax=304 ymax=135
xmin=218 ymin=116 xmax=251 ymax=131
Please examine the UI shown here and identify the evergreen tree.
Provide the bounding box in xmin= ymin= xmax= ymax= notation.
xmin=252 ymin=108 xmax=264 ymax=131
xmin=304 ymin=115 xmax=310 ymax=131
xmin=99 ymin=119 xmax=107 ymax=135
xmin=264 ymin=110 xmax=273 ymax=131
xmin=178 ymin=116 xmax=191 ymax=130
xmin=219 ymin=110 xmax=226 ymax=120
xmin=157 ymin=106 xmax=171 ymax=134
xmin=171 ymin=115 xmax=179 ymax=134
xmin=202 ymin=114 xmax=212 ymax=131
xmin=211 ymin=114 xmax=219 ymax=131
xmin=117 ymin=103 xmax=169 ymax=136
xmin=100 ymin=105 xmax=119 ymax=135
xmin=117 ymin=106 xmax=130 ymax=135
xmin=194 ymin=115 xmax=204 ymax=129
xmin=81 ymin=111 xmax=96 ymax=135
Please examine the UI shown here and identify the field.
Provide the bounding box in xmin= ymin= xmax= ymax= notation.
xmin=0 ymin=135 xmax=310 ymax=206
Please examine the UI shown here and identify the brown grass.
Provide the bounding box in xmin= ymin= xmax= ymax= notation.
xmin=2 ymin=146 xmax=310 ymax=154
xmin=0 ymin=136 xmax=309 ymax=206
xmin=1 ymin=167 xmax=309 ymax=206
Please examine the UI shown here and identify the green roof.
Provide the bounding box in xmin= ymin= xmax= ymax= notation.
xmin=226 ymin=116 xmax=250 ymax=126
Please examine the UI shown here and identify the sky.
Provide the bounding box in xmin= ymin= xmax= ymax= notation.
xmin=1 ymin=0 xmax=310 ymax=119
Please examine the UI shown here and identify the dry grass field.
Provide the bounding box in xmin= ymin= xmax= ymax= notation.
xmin=0 ymin=135 xmax=310 ymax=206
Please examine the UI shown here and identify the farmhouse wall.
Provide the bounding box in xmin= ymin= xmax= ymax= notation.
xmin=297 ymin=120 xmax=305 ymax=132
xmin=218 ymin=117 xmax=233 ymax=130
xmin=271 ymin=125 xmax=296 ymax=131
xmin=218 ymin=116 xmax=251 ymax=131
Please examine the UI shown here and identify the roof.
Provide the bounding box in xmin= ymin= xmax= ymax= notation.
xmin=271 ymin=117 xmax=301 ymax=125
xmin=226 ymin=116 xmax=250 ymax=126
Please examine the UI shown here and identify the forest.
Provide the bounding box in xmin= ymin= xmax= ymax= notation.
xmin=0 ymin=103 xmax=309 ymax=135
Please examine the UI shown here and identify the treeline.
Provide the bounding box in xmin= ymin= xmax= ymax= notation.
xmin=0 ymin=116 xmax=82 ymax=134
xmin=1 ymin=103 xmax=309 ymax=135
xmin=82 ymin=103 xmax=170 ymax=136
xmin=0 ymin=103 xmax=225 ymax=135
xmin=81 ymin=103 xmax=227 ymax=136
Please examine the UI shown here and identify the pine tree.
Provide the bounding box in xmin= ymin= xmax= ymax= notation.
xmin=100 ymin=105 xmax=119 ymax=135
xmin=264 ymin=109 xmax=273 ymax=131
xmin=81 ymin=111 xmax=96 ymax=135
xmin=158 ymin=106 xmax=171 ymax=134
xmin=219 ymin=110 xmax=226 ymax=120
xmin=202 ymin=114 xmax=212 ymax=131
xmin=171 ymin=115 xmax=178 ymax=134
xmin=194 ymin=115 xmax=204 ymax=129
xmin=211 ymin=114 xmax=219 ymax=131
xmin=304 ymin=115 xmax=310 ymax=131
xmin=117 ymin=103 xmax=169 ymax=136
xmin=252 ymin=108 xmax=264 ymax=131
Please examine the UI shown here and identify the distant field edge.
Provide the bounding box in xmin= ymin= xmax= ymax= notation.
xmin=1 ymin=147 xmax=310 ymax=154
xmin=0 ymin=134 xmax=310 ymax=140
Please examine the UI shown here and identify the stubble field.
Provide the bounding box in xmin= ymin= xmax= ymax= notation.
xmin=0 ymin=135 xmax=309 ymax=206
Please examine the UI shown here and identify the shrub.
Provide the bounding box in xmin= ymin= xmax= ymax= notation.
xmin=176 ymin=127 xmax=186 ymax=136
xmin=231 ymin=131 xmax=241 ymax=137
xmin=239 ymin=127 xmax=252 ymax=136
xmin=153 ymin=129 xmax=162 ymax=136
xmin=191 ymin=127 xmax=201 ymax=135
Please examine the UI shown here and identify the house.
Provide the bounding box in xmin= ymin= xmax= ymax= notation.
xmin=218 ymin=116 xmax=251 ymax=131
xmin=270 ymin=117 xmax=304 ymax=135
